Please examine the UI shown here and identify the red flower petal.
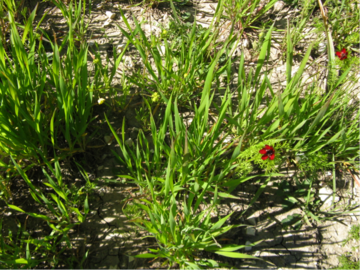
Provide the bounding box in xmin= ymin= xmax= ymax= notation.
xmin=336 ymin=48 xmax=348 ymax=60
xmin=259 ymin=149 xmax=267 ymax=154
xmin=269 ymin=153 xmax=275 ymax=160
xmin=261 ymin=155 xmax=268 ymax=160
xmin=265 ymin=145 xmax=272 ymax=149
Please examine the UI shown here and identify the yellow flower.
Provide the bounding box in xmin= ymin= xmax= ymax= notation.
xmin=151 ymin=92 xmax=160 ymax=103
xmin=162 ymin=30 xmax=167 ymax=35
xmin=98 ymin=98 xmax=106 ymax=105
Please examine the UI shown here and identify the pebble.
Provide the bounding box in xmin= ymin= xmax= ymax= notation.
xmin=102 ymin=19 xmax=112 ymax=28
xmin=241 ymin=38 xmax=250 ymax=48
xmin=246 ymin=227 xmax=256 ymax=236
xmin=273 ymin=0 xmax=285 ymax=12
xmin=247 ymin=217 xmax=257 ymax=225
xmin=317 ymin=42 xmax=326 ymax=54
xmin=106 ymin=11 xmax=116 ymax=20
xmin=104 ymin=135 xmax=112 ymax=144
xmin=117 ymin=43 xmax=126 ymax=53
xmin=245 ymin=241 xmax=252 ymax=251
xmin=125 ymin=138 xmax=133 ymax=146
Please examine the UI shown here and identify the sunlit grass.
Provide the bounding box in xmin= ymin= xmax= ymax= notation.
xmin=0 ymin=0 xmax=358 ymax=268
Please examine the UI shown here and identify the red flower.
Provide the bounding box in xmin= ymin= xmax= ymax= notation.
xmin=259 ymin=145 xmax=275 ymax=160
xmin=335 ymin=48 xmax=348 ymax=60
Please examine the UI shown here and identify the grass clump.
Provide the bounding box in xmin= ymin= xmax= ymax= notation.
xmin=336 ymin=254 xmax=360 ymax=269
xmin=0 ymin=0 xmax=359 ymax=268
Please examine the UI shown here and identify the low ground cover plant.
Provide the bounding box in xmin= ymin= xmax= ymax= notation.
xmin=0 ymin=0 xmax=97 ymax=267
xmin=0 ymin=0 xmax=359 ymax=268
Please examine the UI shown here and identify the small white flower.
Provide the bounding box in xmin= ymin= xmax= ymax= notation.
xmin=98 ymin=98 xmax=106 ymax=105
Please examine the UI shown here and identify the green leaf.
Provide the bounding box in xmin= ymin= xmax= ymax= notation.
xmin=10 ymin=156 xmax=42 ymax=204
xmin=8 ymin=205 xmax=52 ymax=221
xmin=215 ymin=251 xmax=261 ymax=259
xmin=134 ymin=253 xmax=159 ymax=258
xmin=169 ymin=203 xmax=176 ymax=237
xmin=254 ymin=25 xmax=273 ymax=82
xmin=8 ymin=204 xmax=26 ymax=213
xmin=304 ymin=94 xmax=334 ymax=137
xmin=286 ymin=19 xmax=293 ymax=84
xmin=210 ymin=212 xmax=232 ymax=231
xmin=84 ymin=195 xmax=89 ymax=215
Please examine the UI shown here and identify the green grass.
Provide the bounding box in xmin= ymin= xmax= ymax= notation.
xmin=0 ymin=0 xmax=359 ymax=268
xmin=329 ymin=225 xmax=360 ymax=269
xmin=336 ymin=254 xmax=360 ymax=269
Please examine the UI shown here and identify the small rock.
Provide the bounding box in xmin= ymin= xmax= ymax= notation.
xmin=124 ymin=56 xmax=134 ymax=68
xmin=241 ymin=38 xmax=250 ymax=48
xmin=246 ymin=227 xmax=256 ymax=236
xmin=245 ymin=241 xmax=252 ymax=251
xmin=247 ymin=217 xmax=257 ymax=225
xmin=317 ymin=42 xmax=326 ymax=54
xmin=117 ymin=43 xmax=126 ymax=53
xmin=125 ymin=138 xmax=133 ymax=146
xmin=106 ymin=11 xmax=116 ymax=19
xmin=103 ymin=19 xmax=112 ymax=28
xmin=273 ymin=0 xmax=285 ymax=12
xmin=104 ymin=135 xmax=112 ymax=144
xmin=319 ymin=186 xmax=339 ymax=208
xmin=103 ymin=217 xmax=116 ymax=224
xmin=222 ymin=136 xmax=232 ymax=144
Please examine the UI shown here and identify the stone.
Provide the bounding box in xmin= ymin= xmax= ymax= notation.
xmin=273 ymin=0 xmax=285 ymax=13
xmin=104 ymin=135 xmax=112 ymax=145
xmin=317 ymin=42 xmax=326 ymax=54
xmin=103 ymin=19 xmax=112 ymax=28
xmin=246 ymin=227 xmax=256 ymax=236
xmin=247 ymin=217 xmax=257 ymax=225
xmin=241 ymin=38 xmax=250 ymax=48
xmin=245 ymin=241 xmax=252 ymax=251
xmin=319 ymin=186 xmax=340 ymax=209
xmin=117 ymin=43 xmax=126 ymax=53
xmin=125 ymin=138 xmax=133 ymax=146
xmin=106 ymin=11 xmax=116 ymax=20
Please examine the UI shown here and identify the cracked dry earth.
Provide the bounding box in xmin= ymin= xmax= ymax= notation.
xmin=83 ymin=162 xmax=360 ymax=269
xmin=3 ymin=0 xmax=360 ymax=269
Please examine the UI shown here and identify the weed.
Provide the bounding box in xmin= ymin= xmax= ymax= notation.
xmin=0 ymin=0 xmax=358 ymax=267
xmin=336 ymin=254 xmax=359 ymax=269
